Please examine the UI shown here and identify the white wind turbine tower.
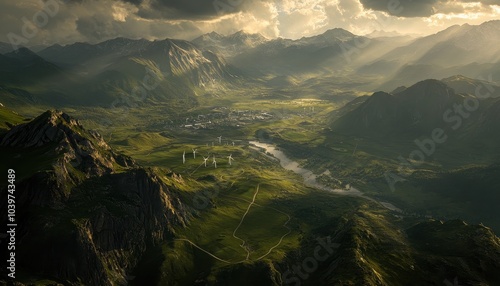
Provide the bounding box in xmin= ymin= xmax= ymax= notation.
xmin=212 ymin=156 xmax=217 ymax=168
xmin=192 ymin=148 xmax=197 ymax=159
xmin=182 ymin=151 xmax=186 ymax=164
xmin=217 ymin=136 xmax=222 ymax=144
xmin=227 ymin=154 xmax=234 ymax=166
xmin=203 ymin=156 xmax=209 ymax=167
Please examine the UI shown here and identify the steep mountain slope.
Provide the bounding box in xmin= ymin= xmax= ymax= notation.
xmin=229 ymin=27 xmax=415 ymax=78
xmin=31 ymin=38 xmax=237 ymax=108
xmin=332 ymin=79 xmax=463 ymax=137
xmin=367 ymin=21 xmax=500 ymax=90
xmin=38 ymin=38 xmax=151 ymax=67
xmin=0 ymin=41 xmax=14 ymax=54
xmin=0 ymin=48 xmax=76 ymax=108
xmin=394 ymin=163 xmax=500 ymax=231
xmin=39 ymin=38 xmax=234 ymax=87
xmin=230 ymin=28 xmax=376 ymax=75
xmin=0 ymin=110 xmax=191 ymax=285
xmin=0 ymin=47 xmax=63 ymax=85
xmin=442 ymin=75 xmax=500 ymax=98
xmin=332 ymin=78 xmax=500 ymax=146
xmin=192 ymin=30 xmax=268 ymax=58
xmin=0 ymin=84 xmax=42 ymax=107
xmin=378 ymin=20 xmax=500 ymax=68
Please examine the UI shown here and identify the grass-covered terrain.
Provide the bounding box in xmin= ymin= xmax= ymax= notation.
xmin=2 ymin=75 xmax=500 ymax=285
xmin=33 ymin=91 xmax=393 ymax=284
xmin=0 ymin=105 xmax=25 ymax=133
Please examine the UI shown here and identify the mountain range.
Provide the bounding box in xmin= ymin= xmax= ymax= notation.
xmin=192 ymin=30 xmax=268 ymax=58
xmin=0 ymin=38 xmax=238 ymax=109
xmin=1 ymin=20 xmax=499 ymax=110
xmin=1 ymin=19 xmax=500 ymax=285
xmin=361 ymin=20 xmax=500 ymax=90
xmin=329 ymin=75 xmax=500 ymax=172
xmin=331 ymin=76 xmax=500 ymax=146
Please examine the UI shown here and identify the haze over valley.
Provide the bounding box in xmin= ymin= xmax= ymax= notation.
xmin=1 ymin=1 xmax=500 ymax=285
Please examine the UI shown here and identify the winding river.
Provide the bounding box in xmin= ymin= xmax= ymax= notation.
xmin=249 ymin=141 xmax=402 ymax=212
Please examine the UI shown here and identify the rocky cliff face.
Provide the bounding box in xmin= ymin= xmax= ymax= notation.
xmin=0 ymin=110 xmax=191 ymax=285
xmin=1 ymin=110 xmax=136 ymax=206
xmin=160 ymin=40 xmax=233 ymax=87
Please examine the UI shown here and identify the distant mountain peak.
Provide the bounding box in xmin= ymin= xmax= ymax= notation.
xmin=207 ymin=31 xmax=223 ymax=38
xmin=391 ymin=86 xmax=407 ymax=94
xmin=228 ymin=30 xmax=267 ymax=40
xmin=194 ymin=31 xmax=223 ymax=42
xmin=192 ymin=30 xmax=267 ymax=58
xmin=5 ymin=47 xmax=38 ymax=59
xmin=321 ymin=28 xmax=355 ymax=39
xmin=413 ymin=78 xmax=446 ymax=87
xmin=371 ymin=91 xmax=394 ymax=99
xmin=233 ymin=30 xmax=248 ymax=36
xmin=400 ymin=79 xmax=455 ymax=98
xmin=481 ymin=19 xmax=500 ymax=27
xmin=330 ymin=78 xmax=469 ymax=138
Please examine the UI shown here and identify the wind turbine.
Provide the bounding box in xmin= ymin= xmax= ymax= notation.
xmin=192 ymin=148 xmax=197 ymax=159
xmin=182 ymin=151 xmax=186 ymax=164
xmin=227 ymin=154 xmax=234 ymax=166
xmin=212 ymin=156 xmax=217 ymax=168
xmin=203 ymin=156 xmax=209 ymax=167
xmin=217 ymin=136 xmax=222 ymax=144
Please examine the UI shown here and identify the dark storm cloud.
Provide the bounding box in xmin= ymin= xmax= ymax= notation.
xmin=120 ymin=0 xmax=143 ymax=4
xmin=359 ymin=0 xmax=438 ymax=17
xmin=359 ymin=0 xmax=500 ymax=17
xmin=131 ymin=0 xmax=248 ymax=20
xmin=1 ymin=0 xmax=500 ymax=47
xmin=464 ymin=0 xmax=500 ymax=4
xmin=75 ymin=15 xmax=122 ymax=42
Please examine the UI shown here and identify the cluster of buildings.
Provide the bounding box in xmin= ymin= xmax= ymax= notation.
xmin=158 ymin=107 xmax=277 ymax=130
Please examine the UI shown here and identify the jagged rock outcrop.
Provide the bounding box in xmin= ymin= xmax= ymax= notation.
xmin=1 ymin=110 xmax=136 ymax=206
xmin=0 ymin=110 xmax=191 ymax=285
xmin=1 ymin=110 xmax=134 ymax=176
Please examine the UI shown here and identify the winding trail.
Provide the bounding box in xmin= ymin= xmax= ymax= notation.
xmin=175 ymin=185 xmax=293 ymax=264
xmin=224 ymin=192 xmax=293 ymax=262
xmin=254 ymin=206 xmax=291 ymax=261
xmin=232 ymin=184 xmax=260 ymax=261
xmin=189 ymin=160 xmax=207 ymax=176
xmin=174 ymin=238 xmax=232 ymax=264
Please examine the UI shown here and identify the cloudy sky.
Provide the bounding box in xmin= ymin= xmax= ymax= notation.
xmin=1 ymin=0 xmax=500 ymax=46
